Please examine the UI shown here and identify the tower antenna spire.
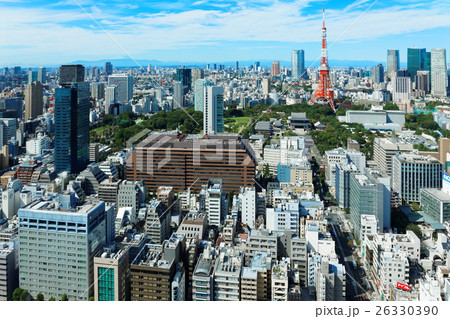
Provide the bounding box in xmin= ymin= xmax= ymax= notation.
xmin=308 ymin=7 xmax=335 ymax=110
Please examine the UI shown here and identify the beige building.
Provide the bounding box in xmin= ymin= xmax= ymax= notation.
xmin=373 ymin=137 xmax=413 ymax=175
xmin=177 ymin=212 xmax=208 ymax=241
xmin=241 ymin=251 xmax=271 ymax=301
xmin=94 ymin=245 xmax=130 ymax=301
xmin=25 ymin=81 xmax=43 ymax=120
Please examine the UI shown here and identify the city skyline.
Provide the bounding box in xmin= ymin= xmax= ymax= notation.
xmin=1 ymin=0 xmax=450 ymax=66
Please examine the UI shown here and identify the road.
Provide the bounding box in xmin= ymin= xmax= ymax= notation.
xmin=327 ymin=209 xmax=370 ymax=301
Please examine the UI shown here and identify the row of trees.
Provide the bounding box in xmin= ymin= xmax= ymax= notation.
xmin=12 ymin=287 xmax=96 ymax=301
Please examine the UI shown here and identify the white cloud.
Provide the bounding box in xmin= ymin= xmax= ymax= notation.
xmin=0 ymin=0 xmax=449 ymax=64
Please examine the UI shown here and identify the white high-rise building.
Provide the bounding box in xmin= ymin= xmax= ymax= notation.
xmin=262 ymin=78 xmax=270 ymax=95
xmin=393 ymin=76 xmax=411 ymax=102
xmin=203 ymin=86 xmax=224 ymax=135
xmin=194 ymin=79 xmax=213 ymax=112
xmin=202 ymin=179 xmax=227 ymax=227
xmin=108 ymin=74 xmax=133 ymax=104
xmin=173 ymin=81 xmax=183 ymax=109
xmin=239 ymin=187 xmax=256 ymax=228
xmin=104 ymin=85 xmax=118 ymax=111
xmin=431 ymin=48 xmax=447 ymax=97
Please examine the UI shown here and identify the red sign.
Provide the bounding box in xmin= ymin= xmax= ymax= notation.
xmin=396 ymin=282 xmax=410 ymax=291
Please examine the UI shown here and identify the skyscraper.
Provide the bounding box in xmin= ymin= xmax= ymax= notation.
xmin=431 ymin=48 xmax=448 ymax=97
xmin=291 ymin=49 xmax=305 ymax=79
xmin=173 ymin=81 xmax=183 ymax=109
xmin=24 ymin=82 xmax=43 ymax=120
xmin=271 ymin=61 xmax=280 ymax=77
xmin=203 ymin=86 xmax=224 ymax=135
xmin=235 ymin=61 xmax=239 ymax=71
xmin=372 ymin=64 xmax=384 ymax=84
xmin=59 ymin=64 xmax=85 ymax=85
xmin=407 ymin=48 xmax=426 ymax=81
xmin=108 ymin=74 xmax=133 ymax=105
xmin=387 ymin=50 xmax=400 ymax=80
xmin=37 ymin=67 xmax=46 ymax=84
xmin=104 ymin=85 xmax=118 ymax=113
xmin=194 ymin=79 xmax=213 ymax=112
xmin=54 ymin=81 xmax=90 ymax=173
xmin=104 ymin=62 xmax=113 ymax=75
xmin=27 ymin=71 xmax=37 ymax=85
xmin=175 ymin=68 xmax=192 ymax=88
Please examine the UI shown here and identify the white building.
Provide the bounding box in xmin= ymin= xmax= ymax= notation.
xmin=271 ymin=258 xmax=289 ymax=301
xmin=108 ymin=74 xmax=133 ymax=105
xmin=266 ymin=201 xmax=300 ymax=234
xmin=239 ymin=187 xmax=256 ymax=228
xmin=25 ymin=133 xmax=51 ymax=155
xmin=203 ymin=86 xmax=224 ymax=135
xmin=201 ymin=179 xmax=227 ymax=227
xmin=431 ymin=48 xmax=447 ymax=97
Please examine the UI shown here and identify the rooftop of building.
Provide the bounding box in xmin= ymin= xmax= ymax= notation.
xmin=95 ymin=243 xmax=128 ymax=260
xmin=375 ymin=137 xmax=414 ymax=150
xmin=181 ymin=212 xmax=207 ymax=225
xmin=215 ymin=248 xmax=243 ymax=275
xmin=132 ymin=244 xmax=172 ymax=269
xmin=395 ymin=152 xmax=442 ymax=164
xmin=250 ymin=251 xmax=271 ymax=271
xmin=21 ymin=197 xmax=103 ymax=215
xmin=421 ymin=188 xmax=450 ymax=202
xmin=136 ymin=132 xmax=247 ymax=150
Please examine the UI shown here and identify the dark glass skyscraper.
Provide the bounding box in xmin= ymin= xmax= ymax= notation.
xmin=59 ymin=64 xmax=85 ymax=85
xmin=54 ymin=81 xmax=90 ymax=174
xmin=387 ymin=50 xmax=400 ymax=80
xmin=175 ymin=68 xmax=192 ymax=88
xmin=407 ymin=48 xmax=426 ymax=81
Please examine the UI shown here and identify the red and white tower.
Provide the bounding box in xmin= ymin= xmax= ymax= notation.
xmin=308 ymin=8 xmax=335 ymax=110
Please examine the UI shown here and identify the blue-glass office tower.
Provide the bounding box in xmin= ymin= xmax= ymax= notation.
xmin=407 ymin=48 xmax=426 ymax=81
xmin=54 ymin=82 xmax=90 ymax=174
xmin=175 ymin=68 xmax=192 ymax=88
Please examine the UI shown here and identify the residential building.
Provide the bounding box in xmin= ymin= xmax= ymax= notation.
xmin=245 ymin=229 xmax=278 ymax=265
xmin=271 ymin=259 xmax=289 ymax=301
xmin=177 ymin=212 xmax=208 ymax=241
xmin=387 ymin=50 xmax=400 ymax=80
xmin=0 ymin=241 xmax=18 ymax=301
xmin=213 ymin=247 xmax=243 ymax=301
xmin=316 ymin=257 xmax=346 ymax=301
xmin=192 ymin=245 xmax=217 ymax=301
xmin=200 ymin=179 xmax=227 ymax=227
xmin=145 ymin=200 xmax=171 ymax=244
xmin=241 ymin=251 xmax=272 ymax=301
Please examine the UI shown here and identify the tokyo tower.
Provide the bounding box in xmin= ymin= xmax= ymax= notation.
xmin=308 ymin=8 xmax=335 ymax=110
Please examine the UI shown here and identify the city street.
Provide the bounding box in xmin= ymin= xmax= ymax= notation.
xmin=327 ymin=209 xmax=370 ymax=301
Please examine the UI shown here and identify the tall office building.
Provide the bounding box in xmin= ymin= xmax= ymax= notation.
xmin=349 ymin=170 xmax=391 ymax=240
xmin=416 ymin=71 xmax=430 ymax=92
xmin=173 ymin=81 xmax=183 ymax=109
xmin=291 ymin=50 xmax=305 ymax=79
xmin=203 ymin=86 xmax=224 ymax=135
xmin=90 ymin=82 xmax=106 ymax=100
xmin=431 ymin=48 xmax=448 ymax=97
xmin=407 ymin=48 xmax=426 ymax=81
xmin=372 ymin=64 xmax=384 ymax=84
xmin=24 ymin=82 xmax=43 ymax=121
xmin=392 ymin=153 xmax=443 ymax=203
xmin=18 ymin=197 xmax=111 ymax=300
xmin=54 ymin=81 xmax=90 ymax=174
xmin=392 ymin=76 xmax=411 ymax=102
xmin=108 ymin=74 xmax=133 ymax=105
xmin=59 ymin=64 xmax=85 ymax=85
xmin=175 ymin=68 xmax=192 ymax=88
xmin=37 ymin=67 xmax=46 ymax=84
xmin=271 ymin=61 xmax=280 ymax=77
xmin=191 ymin=68 xmax=204 ymax=84
xmin=104 ymin=62 xmax=113 ymax=75
xmin=373 ymin=137 xmax=413 ymax=175
xmin=104 ymin=85 xmax=118 ymax=111
xmin=235 ymin=61 xmax=239 ymax=71
xmin=387 ymin=50 xmax=400 ymax=80
xmin=27 ymin=71 xmax=37 ymax=85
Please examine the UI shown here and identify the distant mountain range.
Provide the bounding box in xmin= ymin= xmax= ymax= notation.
xmin=70 ymin=57 xmax=408 ymax=68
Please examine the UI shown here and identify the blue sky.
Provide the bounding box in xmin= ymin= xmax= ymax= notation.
xmin=0 ymin=0 xmax=449 ymax=66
